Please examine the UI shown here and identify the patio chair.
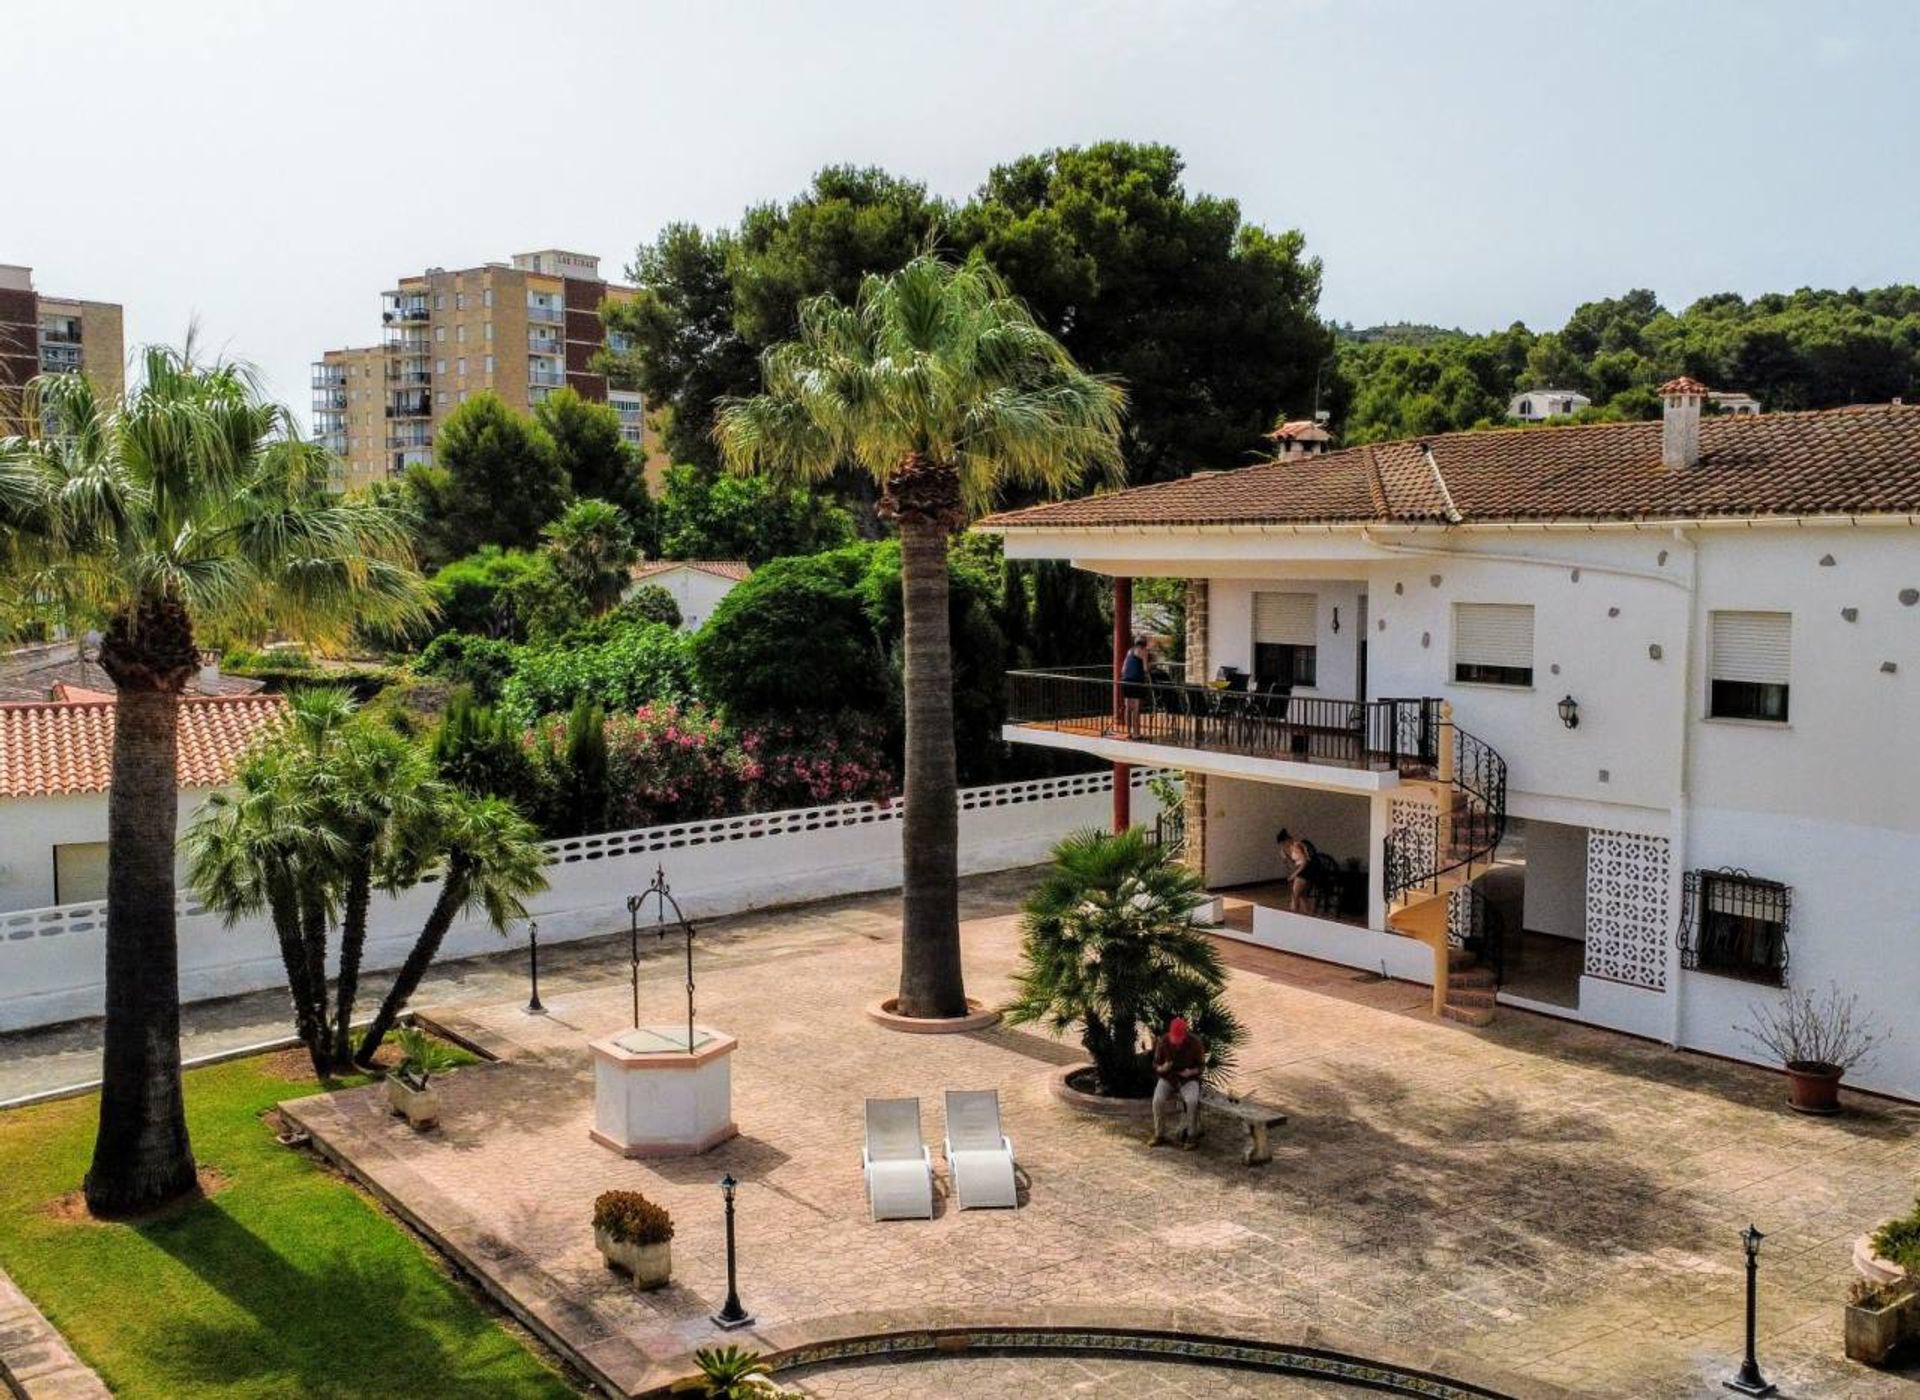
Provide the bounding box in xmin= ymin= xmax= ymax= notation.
xmin=862 ymin=1097 xmax=934 ymax=1221
xmin=943 ymin=1089 xmax=1018 ymax=1210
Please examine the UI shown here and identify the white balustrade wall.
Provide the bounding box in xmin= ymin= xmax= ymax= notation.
xmin=0 ymin=769 xmax=1163 ymax=1033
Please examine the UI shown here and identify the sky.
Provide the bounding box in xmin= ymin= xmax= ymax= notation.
xmin=2 ymin=0 xmax=1915 ymax=431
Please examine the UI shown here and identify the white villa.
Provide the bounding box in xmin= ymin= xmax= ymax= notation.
xmin=625 ymin=559 xmax=750 ymax=631
xmin=983 ymin=377 xmax=1920 ymax=1101
xmin=1507 ymin=387 xmax=1591 ymax=421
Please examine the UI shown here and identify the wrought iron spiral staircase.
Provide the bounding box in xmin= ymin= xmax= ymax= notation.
xmin=1381 ymin=711 xmax=1510 ymax=1025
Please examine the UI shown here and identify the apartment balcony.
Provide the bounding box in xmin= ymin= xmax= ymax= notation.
xmin=387 ymin=426 xmax=433 ymax=450
xmin=1003 ymin=666 xmax=1440 ymax=792
xmin=390 ymin=367 xmax=431 ymax=387
xmin=383 ymin=334 xmax=432 ymax=355
xmin=527 ymin=305 xmax=564 ymax=325
xmin=317 ymin=432 xmax=349 ymax=455
xmin=528 ymin=332 xmax=561 ymax=353
xmin=528 ymin=367 xmax=565 ymax=387
xmin=38 ymin=328 xmax=81 ymax=346
xmin=382 ymin=299 xmax=430 ymax=324
xmin=386 ymin=393 xmax=432 ymax=418
xmin=311 ymin=368 xmax=347 ymax=390
xmin=313 ymin=389 xmax=348 ymax=410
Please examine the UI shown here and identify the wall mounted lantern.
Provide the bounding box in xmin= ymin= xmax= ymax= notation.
xmin=1330 ymin=606 xmax=1341 ymax=634
xmin=1557 ymin=695 xmax=1580 ymax=730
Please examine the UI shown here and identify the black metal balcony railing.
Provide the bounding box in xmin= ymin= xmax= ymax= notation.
xmin=1004 ymin=667 xmax=1440 ymax=773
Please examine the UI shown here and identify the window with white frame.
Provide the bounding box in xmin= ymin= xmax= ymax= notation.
xmin=1708 ymin=610 xmax=1790 ymax=722
xmin=1453 ymin=603 xmax=1534 ymax=686
xmin=1252 ymin=591 xmax=1317 ymax=690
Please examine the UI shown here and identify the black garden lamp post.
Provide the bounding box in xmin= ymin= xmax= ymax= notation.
xmin=711 ymin=1172 xmax=753 ymax=1330
xmin=1725 ymin=1223 xmax=1776 ymax=1396
xmin=524 ymin=919 xmax=545 ymax=1015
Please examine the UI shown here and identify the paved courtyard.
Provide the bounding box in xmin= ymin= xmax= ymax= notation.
xmin=281 ymin=872 xmax=1920 ymax=1398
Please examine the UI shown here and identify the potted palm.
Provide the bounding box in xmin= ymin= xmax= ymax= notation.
xmin=593 ymin=1189 xmax=674 ymax=1289
xmin=385 ymin=1026 xmax=456 ymax=1130
xmin=1737 ymin=983 xmax=1882 ymax=1114
xmin=1005 ymin=826 xmax=1242 ymax=1105
xmin=676 ymin=1345 xmax=800 ymax=1398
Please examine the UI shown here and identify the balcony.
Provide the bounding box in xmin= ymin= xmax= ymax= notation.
xmin=527 ymin=304 xmax=564 ymax=325
xmin=39 ymin=328 xmax=81 ymax=345
xmin=390 ymin=367 xmax=431 ymax=387
xmin=311 ymin=369 xmax=347 ymax=390
xmin=387 ymin=426 xmax=433 ymax=449
xmin=528 ymin=331 xmax=561 ymax=352
xmin=382 ymin=300 xmax=430 ymax=324
xmin=1004 ymin=667 xmax=1441 ymax=785
xmin=528 ymin=367 xmax=565 ymax=387
xmin=386 ymin=393 xmax=431 ymax=418
xmin=313 ymin=389 xmax=348 ymax=410
xmin=383 ymin=334 xmax=431 ymax=354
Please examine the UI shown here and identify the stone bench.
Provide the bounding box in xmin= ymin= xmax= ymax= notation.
xmin=1199 ymin=1088 xmax=1288 ymax=1165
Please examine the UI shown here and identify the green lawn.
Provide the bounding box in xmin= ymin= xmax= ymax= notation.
xmin=0 ymin=1053 xmax=576 ymax=1398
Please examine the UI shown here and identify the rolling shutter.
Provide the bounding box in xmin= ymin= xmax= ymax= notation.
xmin=1710 ymin=611 xmax=1791 ymax=685
xmin=1453 ymin=603 xmax=1534 ymax=670
xmin=1253 ymin=592 xmax=1317 ymax=646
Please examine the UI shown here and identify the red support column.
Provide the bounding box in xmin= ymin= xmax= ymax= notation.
xmin=1112 ymin=575 xmax=1133 ymax=833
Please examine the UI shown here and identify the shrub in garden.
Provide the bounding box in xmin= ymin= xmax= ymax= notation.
xmin=592 ymin=1190 xmax=673 ymax=1245
xmin=499 ymin=621 xmax=694 ymax=726
xmin=601 ymin=703 xmax=751 ymax=829
xmin=533 ymin=699 xmax=610 ymax=837
xmin=432 ymin=689 xmax=544 ymax=812
xmin=1872 ymin=1199 xmax=1920 ymax=1275
xmin=416 ymin=631 xmax=519 ymax=702
xmin=740 ymin=714 xmax=894 ymax=810
xmin=430 ymin=547 xmax=545 ymax=639
xmin=616 ymin=583 xmax=681 ymax=630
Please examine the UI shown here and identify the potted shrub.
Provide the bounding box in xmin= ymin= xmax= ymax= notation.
xmin=683 ymin=1345 xmax=801 ymax=1398
xmin=385 ymin=1026 xmax=456 ymax=1130
xmin=1846 ymin=1277 xmax=1919 ymax=1365
xmin=593 ymin=1189 xmax=673 ymax=1289
xmin=1004 ymin=826 xmax=1242 ymax=1104
xmin=1736 ymin=983 xmax=1882 ymax=1114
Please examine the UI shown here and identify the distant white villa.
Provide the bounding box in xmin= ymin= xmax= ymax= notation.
xmin=1508 ymin=388 xmax=1590 ymax=421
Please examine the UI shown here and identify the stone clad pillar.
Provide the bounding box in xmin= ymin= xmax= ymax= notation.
xmin=1112 ymin=575 xmax=1132 ymax=832
xmin=1179 ymin=578 xmax=1209 ymax=876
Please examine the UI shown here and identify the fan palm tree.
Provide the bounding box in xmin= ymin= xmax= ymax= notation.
xmin=0 ymin=352 xmax=430 ymax=1214
xmin=714 ymin=255 xmax=1125 ymax=1018
xmin=1005 ymin=826 xmax=1242 ymax=1098
xmin=542 ymin=496 xmax=637 ymax=616
xmin=355 ymin=793 xmax=549 ymax=1064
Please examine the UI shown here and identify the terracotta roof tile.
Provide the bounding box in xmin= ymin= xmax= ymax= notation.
xmin=979 ymin=403 xmax=1920 ymax=531
xmin=631 ymin=560 xmax=752 ymax=583
xmin=1660 ymin=375 xmax=1711 ymax=395
xmin=0 ymin=694 xmax=288 ymax=799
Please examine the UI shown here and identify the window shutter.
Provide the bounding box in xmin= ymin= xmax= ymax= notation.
xmin=1454 ymin=603 xmax=1534 ymax=669
xmin=1253 ymin=592 xmax=1317 ymax=646
xmin=1710 ymin=612 xmax=1790 ymax=686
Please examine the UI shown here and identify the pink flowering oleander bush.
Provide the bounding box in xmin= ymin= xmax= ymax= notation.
xmin=738 ymin=715 xmax=895 ymax=811
xmin=604 ymin=703 xmax=749 ymax=830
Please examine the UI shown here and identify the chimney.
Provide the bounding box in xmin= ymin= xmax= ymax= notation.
xmin=1267 ymin=419 xmax=1333 ymax=462
xmin=1659 ymin=376 xmax=1709 ymax=469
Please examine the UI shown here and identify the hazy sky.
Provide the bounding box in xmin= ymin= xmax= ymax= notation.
xmin=3 ymin=0 xmax=1914 ymax=430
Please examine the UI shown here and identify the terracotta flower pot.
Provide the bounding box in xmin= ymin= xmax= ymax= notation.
xmin=595 ymin=1226 xmax=671 ymax=1290
xmin=1785 ymin=1061 xmax=1844 ymax=1115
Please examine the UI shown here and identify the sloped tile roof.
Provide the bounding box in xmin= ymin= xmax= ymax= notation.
xmin=631 ymin=559 xmax=752 ymax=583
xmin=0 ymin=651 xmax=264 ymax=704
xmin=978 ymin=403 xmax=1920 ymax=531
xmin=0 ymin=694 xmax=288 ymax=798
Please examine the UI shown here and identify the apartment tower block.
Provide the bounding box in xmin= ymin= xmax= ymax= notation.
xmin=313 ymin=249 xmax=638 ymax=491
xmin=0 ymin=264 xmax=125 ymax=434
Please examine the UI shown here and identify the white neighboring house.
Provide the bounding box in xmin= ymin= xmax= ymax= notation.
xmin=0 ymin=694 xmax=287 ymax=910
xmin=626 ymin=560 xmax=751 ymax=631
xmin=983 ymin=377 xmax=1920 ymax=1102
xmin=1710 ymin=391 xmax=1763 ymax=415
xmin=1508 ymin=387 xmax=1591 ymax=421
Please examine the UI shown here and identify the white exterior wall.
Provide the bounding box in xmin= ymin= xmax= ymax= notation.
xmin=0 ymin=790 xmax=210 ymax=912
xmin=1203 ymin=778 xmax=1369 ymax=888
xmin=630 ymin=567 xmax=741 ymax=632
xmin=1205 ymin=577 xmax=1365 ymax=700
xmin=1519 ymin=819 xmax=1587 ymax=941
xmin=0 ymin=770 xmax=1161 ymax=1034
xmin=999 ymin=517 xmax=1920 ymax=1099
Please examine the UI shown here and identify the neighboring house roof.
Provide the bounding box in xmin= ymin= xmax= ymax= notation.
xmin=631 ymin=560 xmax=752 ymax=583
xmin=1510 ymin=387 xmax=1589 ymax=401
xmin=0 ymin=651 xmax=264 ymax=704
xmin=978 ymin=402 xmax=1920 ymax=531
xmin=0 ymin=694 xmax=288 ymax=799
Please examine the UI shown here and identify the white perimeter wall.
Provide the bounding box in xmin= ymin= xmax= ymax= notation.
xmin=0 ymin=791 xmax=205 ymax=912
xmin=0 ymin=769 xmax=1161 ymax=1034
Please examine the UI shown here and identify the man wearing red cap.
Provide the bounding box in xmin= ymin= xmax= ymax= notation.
xmin=1148 ymin=1015 xmax=1206 ymax=1148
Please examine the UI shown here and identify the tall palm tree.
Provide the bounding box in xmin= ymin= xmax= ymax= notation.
xmin=714 ymin=255 xmax=1125 ymax=1018
xmin=542 ymin=497 xmax=637 ymax=616
xmin=0 ymin=353 xmax=429 ymax=1214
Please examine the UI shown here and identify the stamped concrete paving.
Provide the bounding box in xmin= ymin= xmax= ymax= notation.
xmin=786 ymin=1354 xmax=1364 ymax=1396
xmin=283 ymin=875 xmax=1920 ymax=1398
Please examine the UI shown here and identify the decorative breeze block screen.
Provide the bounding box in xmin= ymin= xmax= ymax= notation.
xmin=1584 ymin=828 xmax=1672 ymax=990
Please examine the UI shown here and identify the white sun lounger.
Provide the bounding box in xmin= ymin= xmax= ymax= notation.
xmin=863 ymin=1097 xmax=934 ymax=1221
xmin=943 ymin=1089 xmax=1018 ymax=1210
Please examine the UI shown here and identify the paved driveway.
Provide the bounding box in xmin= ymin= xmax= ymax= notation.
xmin=282 ymin=875 xmax=1920 ymax=1398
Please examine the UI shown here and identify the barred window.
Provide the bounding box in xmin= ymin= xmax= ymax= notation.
xmin=1680 ymin=869 xmax=1789 ymax=985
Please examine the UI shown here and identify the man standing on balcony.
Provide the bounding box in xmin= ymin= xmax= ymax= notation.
xmin=1121 ymin=635 xmax=1152 ymax=738
xmin=1148 ymin=1015 xmax=1206 ymax=1148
